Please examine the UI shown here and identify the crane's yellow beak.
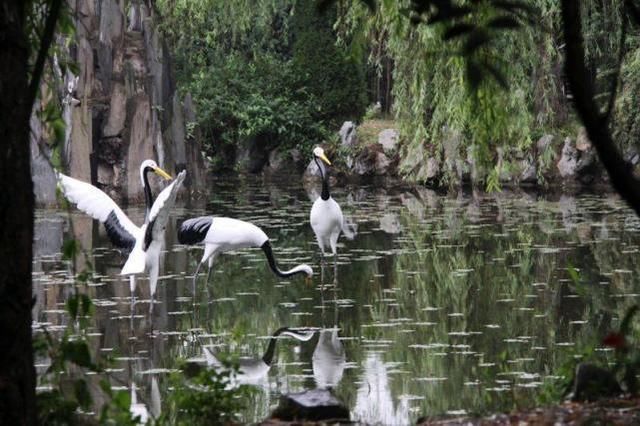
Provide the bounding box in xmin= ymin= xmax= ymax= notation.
xmin=318 ymin=152 xmax=331 ymax=166
xmin=305 ymin=275 xmax=313 ymax=286
xmin=153 ymin=167 xmax=172 ymax=180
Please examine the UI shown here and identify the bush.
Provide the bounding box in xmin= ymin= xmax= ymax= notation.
xmin=158 ymin=0 xmax=366 ymax=170
xmin=291 ymin=0 xmax=367 ymax=125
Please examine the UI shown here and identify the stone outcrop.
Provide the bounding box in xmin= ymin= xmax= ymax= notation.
xmin=378 ymin=128 xmax=398 ymax=153
xmin=339 ymin=121 xmax=357 ymax=147
xmin=557 ymin=137 xmax=579 ymax=178
xmin=32 ymin=0 xmax=205 ymax=206
xmin=266 ymin=389 xmax=350 ymax=423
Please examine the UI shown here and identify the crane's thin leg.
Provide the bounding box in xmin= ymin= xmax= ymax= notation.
xmin=204 ymin=253 xmax=217 ymax=302
xmin=192 ymin=261 xmax=203 ymax=299
xmin=129 ymin=275 xmax=136 ymax=304
xmin=149 ymin=263 xmax=160 ymax=314
xmin=205 ymin=265 xmax=213 ymax=288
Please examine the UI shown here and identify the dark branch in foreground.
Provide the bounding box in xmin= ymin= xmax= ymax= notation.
xmin=26 ymin=0 xmax=63 ymax=110
xmin=561 ymin=0 xmax=640 ymax=217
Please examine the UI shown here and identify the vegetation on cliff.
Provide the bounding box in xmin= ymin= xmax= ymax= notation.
xmin=158 ymin=0 xmax=640 ymax=188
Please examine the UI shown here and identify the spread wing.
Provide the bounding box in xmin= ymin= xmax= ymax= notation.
xmin=57 ymin=172 xmax=140 ymax=251
xmin=143 ymin=170 xmax=186 ymax=250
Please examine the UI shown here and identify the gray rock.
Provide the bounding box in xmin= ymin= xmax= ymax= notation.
xmin=353 ymin=155 xmax=372 ymax=175
xmin=304 ymin=159 xmax=322 ymax=179
xmin=127 ymin=1 xmax=144 ymax=32
xmin=379 ymin=214 xmax=401 ymax=234
xmin=30 ymin=138 xmax=58 ymax=207
xmin=537 ymin=134 xmax=555 ymax=151
xmin=374 ymin=151 xmax=390 ymax=175
xmin=378 ymin=128 xmax=398 ymax=153
xmin=520 ymin=159 xmax=537 ymax=184
xmin=570 ymin=363 xmax=621 ymax=402
xmin=339 ymin=121 xmax=357 ymax=147
xmin=97 ymin=163 xmax=115 ymax=187
xmin=426 ymin=157 xmax=440 ymax=181
xmin=557 ymin=137 xmax=578 ymax=178
xmin=103 ymin=83 xmax=127 ymax=137
xmin=235 ymin=136 xmax=270 ymax=174
xmin=171 ymin=94 xmax=187 ymax=168
xmin=269 ymin=389 xmax=350 ymax=422
xmin=53 ymin=0 xmax=206 ymax=204
xmin=576 ymin=148 xmax=597 ymax=178
xmin=576 ymin=127 xmax=591 ymax=152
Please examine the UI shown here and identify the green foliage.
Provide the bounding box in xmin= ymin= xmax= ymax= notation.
xmin=157 ymin=0 xmax=365 ymax=168
xmin=160 ymin=366 xmax=251 ymax=425
xmin=98 ymin=385 xmax=139 ymax=426
xmin=291 ymin=1 xmax=367 ymax=125
xmin=337 ymin=1 xmax=568 ymax=188
xmin=188 ymin=52 xmax=329 ymax=162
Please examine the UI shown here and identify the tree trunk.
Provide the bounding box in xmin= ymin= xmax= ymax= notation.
xmin=0 ymin=1 xmax=36 ymax=424
xmin=561 ymin=0 xmax=640 ymax=217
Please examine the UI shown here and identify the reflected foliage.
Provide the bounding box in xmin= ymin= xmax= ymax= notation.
xmin=34 ymin=179 xmax=640 ymax=422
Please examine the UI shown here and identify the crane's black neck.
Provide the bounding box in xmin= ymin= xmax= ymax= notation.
xmin=262 ymin=327 xmax=290 ymax=365
xmin=313 ymin=156 xmax=330 ymax=201
xmin=143 ymin=167 xmax=153 ymax=221
xmin=261 ymin=241 xmax=306 ymax=278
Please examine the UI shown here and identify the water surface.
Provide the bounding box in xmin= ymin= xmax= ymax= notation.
xmin=33 ymin=178 xmax=640 ymax=423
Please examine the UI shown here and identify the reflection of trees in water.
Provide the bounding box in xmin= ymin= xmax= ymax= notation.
xmin=33 ymin=182 xmax=640 ymax=423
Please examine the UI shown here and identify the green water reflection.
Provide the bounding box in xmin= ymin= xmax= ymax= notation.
xmin=33 ymin=178 xmax=640 ymax=423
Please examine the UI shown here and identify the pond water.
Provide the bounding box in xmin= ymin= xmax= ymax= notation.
xmin=33 ymin=177 xmax=640 ymax=423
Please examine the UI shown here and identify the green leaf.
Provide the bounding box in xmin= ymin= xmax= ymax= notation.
xmin=619 ymin=305 xmax=639 ymax=336
xmin=66 ymin=296 xmax=79 ymax=321
xmin=62 ymin=239 xmax=79 ymax=261
xmin=80 ymin=294 xmax=94 ymax=316
xmin=52 ymin=119 xmax=66 ymax=145
xmin=567 ymin=264 xmax=580 ymax=284
xmin=112 ymin=390 xmax=131 ymax=410
xmin=99 ymin=378 xmax=113 ymax=397
xmin=61 ymin=340 xmax=94 ymax=369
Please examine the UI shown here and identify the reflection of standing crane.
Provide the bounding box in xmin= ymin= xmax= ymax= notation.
xmin=127 ymin=311 xmax=162 ymax=424
xmin=201 ymin=327 xmax=314 ymax=385
xmin=312 ymin=261 xmax=346 ymax=390
xmin=129 ymin=378 xmax=160 ymax=424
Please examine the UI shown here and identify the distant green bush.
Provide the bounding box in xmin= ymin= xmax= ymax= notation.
xmin=187 ymin=52 xmax=329 ymax=167
xmin=291 ymin=1 xmax=367 ymax=126
xmin=157 ymin=0 xmax=366 ymax=169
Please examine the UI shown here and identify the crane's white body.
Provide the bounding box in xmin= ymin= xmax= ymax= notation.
xmin=310 ymin=197 xmax=345 ymax=256
xmin=57 ymin=167 xmax=186 ymax=297
xmin=179 ymin=216 xmax=312 ymax=285
xmin=308 ymin=146 xmax=353 ymax=257
xmin=200 ymin=217 xmax=269 ymax=266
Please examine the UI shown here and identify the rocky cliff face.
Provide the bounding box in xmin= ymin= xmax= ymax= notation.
xmin=32 ymin=0 xmax=204 ymax=206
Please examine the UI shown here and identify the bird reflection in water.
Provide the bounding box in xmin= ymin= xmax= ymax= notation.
xmin=200 ymin=327 xmax=314 ymax=385
xmin=312 ymin=261 xmax=346 ymax=390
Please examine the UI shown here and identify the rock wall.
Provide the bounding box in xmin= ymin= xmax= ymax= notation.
xmin=300 ymin=121 xmax=620 ymax=190
xmin=32 ymin=0 xmax=205 ymax=206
